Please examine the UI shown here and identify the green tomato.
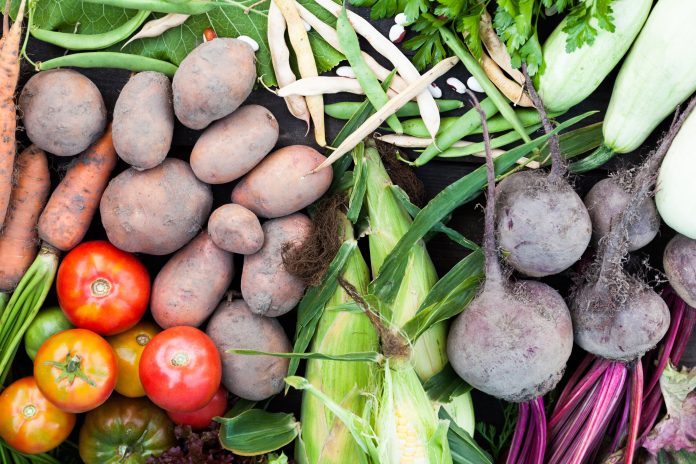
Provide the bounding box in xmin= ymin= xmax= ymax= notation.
xmin=79 ymin=396 xmax=175 ymax=464
xmin=24 ymin=307 xmax=74 ymax=360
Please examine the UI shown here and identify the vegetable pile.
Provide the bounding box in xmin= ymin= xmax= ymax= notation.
xmin=1 ymin=1 xmax=695 ymax=463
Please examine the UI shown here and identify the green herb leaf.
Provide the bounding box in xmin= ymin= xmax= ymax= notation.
xmin=217 ymin=410 xmax=299 ymax=456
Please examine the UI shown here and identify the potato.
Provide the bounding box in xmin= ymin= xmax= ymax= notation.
xmin=231 ymin=145 xmax=333 ymax=218
xmin=208 ymin=204 xmax=264 ymax=255
xmin=206 ymin=299 xmax=291 ymax=401
xmin=19 ymin=69 xmax=106 ymax=156
xmin=172 ymin=38 xmax=256 ymax=130
xmin=241 ymin=213 xmax=311 ymax=317
xmin=100 ymin=159 xmax=213 ymax=255
xmin=190 ymin=105 xmax=279 ymax=184
xmin=113 ymin=72 xmax=174 ymax=170
xmin=151 ymin=232 xmax=234 ymax=328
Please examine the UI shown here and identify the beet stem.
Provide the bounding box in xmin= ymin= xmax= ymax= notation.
xmin=549 ymin=357 xmax=610 ymax=430
xmin=645 ymin=291 xmax=684 ymax=396
xmin=521 ymin=64 xmax=565 ymax=180
xmin=531 ymin=397 xmax=547 ymax=464
xmin=671 ymin=305 xmax=696 ymax=365
xmin=517 ymin=405 xmax=536 ymax=464
xmin=547 ymin=382 xmax=599 ymax=464
xmin=624 ymin=362 xmax=643 ymax=464
xmin=507 ymin=402 xmax=530 ymax=464
xmin=464 ymin=88 xmax=502 ymax=286
xmin=554 ymin=353 xmax=594 ymax=411
xmin=608 ymin=384 xmax=630 ymax=453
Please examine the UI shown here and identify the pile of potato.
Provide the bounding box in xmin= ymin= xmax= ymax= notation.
xmin=18 ymin=37 xmax=333 ymax=402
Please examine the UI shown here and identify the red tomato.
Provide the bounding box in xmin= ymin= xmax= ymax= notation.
xmin=57 ymin=240 xmax=150 ymax=336
xmin=34 ymin=329 xmax=118 ymax=413
xmin=167 ymin=386 xmax=228 ymax=430
xmin=0 ymin=377 xmax=76 ymax=454
xmin=139 ymin=326 xmax=221 ymax=413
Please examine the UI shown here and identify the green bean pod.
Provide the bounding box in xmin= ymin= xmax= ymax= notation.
xmin=37 ymin=52 xmax=178 ymax=77
xmin=325 ymin=99 xmax=464 ymax=120
xmin=31 ymin=10 xmax=151 ymax=51
xmin=82 ymin=0 xmax=217 ymax=15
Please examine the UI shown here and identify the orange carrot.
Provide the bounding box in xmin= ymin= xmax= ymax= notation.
xmin=0 ymin=145 xmax=50 ymax=292
xmin=0 ymin=0 xmax=27 ymax=227
xmin=38 ymin=124 xmax=117 ymax=252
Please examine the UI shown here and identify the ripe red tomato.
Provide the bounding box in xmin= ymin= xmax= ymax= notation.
xmin=34 ymin=329 xmax=118 ymax=413
xmin=139 ymin=326 xmax=221 ymax=413
xmin=167 ymin=386 xmax=228 ymax=430
xmin=0 ymin=377 xmax=76 ymax=454
xmin=57 ymin=240 xmax=150 ymax=336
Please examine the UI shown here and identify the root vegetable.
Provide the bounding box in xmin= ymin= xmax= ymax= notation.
xmin=100 ymin=158 xmax=212 ymax=255
xmin=206 ymin=299 xmax=291 ymax=401
xmin=19 ymin=69 xmax=107 ymax=157
xmin=190 ymin=105 xmax=278 ymax=184
xmin=113 ymin=71 xmax=173 ymax=170
xmin=172 ymin=38 xmax=256 ymax=130
xmin=447 ymin=91 xmax=573 ymax=403
xmin=38 ymin=127 xmax=117 ymax=252
xmin=0 ymin=0 xmax=27 ymax=227
xmin=241 ymin=213 xmax=312 ymax=317
xmin=584 ymin=177 xmax=659 ymax=251
xmin=231 ymin=145 xmax=332 ymax=219
xmin=0 ymin=146 xmax=50 ymax=292
xmin=207 ymin=204 xmax=264 ymax=255
xmin=151 ymin=232 xmax=234 ymax=329
xmin=663 ymin=234 xmax=696 ymax=308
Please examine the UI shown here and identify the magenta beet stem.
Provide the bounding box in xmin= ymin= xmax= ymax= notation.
xmin=506 ymin=402 xmax=530 ymax=464
xmin=548 ymin=357 xmax=610 ymax=430
xmin=644 ymin=295 xmax=684 ymax=397
xmin=547 ymin=382 xmax=600 ymax=464
xmin=555 ymin=353 xmax=594 ymax=410
xmin=529 ymin=397 xmax=547 ymax=464
xmin=624 ymin=362 xmax=644 ymax=464
xmin=608 ymin=386 xmax=630 ymax=453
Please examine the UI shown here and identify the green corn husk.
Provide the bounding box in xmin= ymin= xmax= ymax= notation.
xmin=362 ymin=143 xmax=474 ymax=435
xmin=299 ymin=217 xmax=380 ymax=464
xmin=376 ymin=360 xmax=453 ymax=464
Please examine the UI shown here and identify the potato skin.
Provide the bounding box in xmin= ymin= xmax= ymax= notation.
xmin=208 ymin=204 xmax=264 ymax=255
xmin=231 ymin=145 xmax=333 ymax=218
xmin=19 ymin=69 xmax=106 ymax=156
xmin=172 ymin=38 xmax=256 ymax=130
xmin=241 ymin=213 xmax=311 ymax=317
xmin=191 ymin=105 xmax=279 ymax=184
xmin=151 ymin=232 xmax=234 ymax=328
xmin=100 ymin=159 xmax=213 ymax=255
xmin=113 ymin=72 xmax=174 ymax=170
xmin=206 ymin=300 xmax=291 ymax=401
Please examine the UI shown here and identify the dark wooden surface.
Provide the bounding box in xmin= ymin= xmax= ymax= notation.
xmin=12 ymin=7 xmax=691 ymax=457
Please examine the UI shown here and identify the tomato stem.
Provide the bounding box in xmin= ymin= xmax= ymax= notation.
xmin=21 ymin=404 xmax=37 ymax=418
xmin=171 ymin=352 xmax=189 ymax=367
xmin=45 ymin=353 xmax=97 ymax=387
xmin=90 ymin=277 xmax=112 ymax=297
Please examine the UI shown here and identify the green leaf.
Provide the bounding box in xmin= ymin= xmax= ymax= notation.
xmin=224 ymin=399 xmax=257 ymax=418
xmin=24 ymin=0 xmax=343 ymax=87
xmin=289 ymin=240 xmax=358 ymax=376
xmin=217 ymin=409 xmax=299 ymax=456
xmin=424 ymin=363 xmax=473 ymax=404
xmin=518 ymin=32 xmax=542 ymax=75
xmin=440 ymin=408 xmax=493 ymax=464
xmin=370 ymin=111 xmax=596 ymax=305
xmin=228 ymin=349 xmax=384 ymax=364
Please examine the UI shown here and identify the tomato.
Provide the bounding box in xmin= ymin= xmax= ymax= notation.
xmin=107 ymin=322 xmax=161 ymax=398
xmin=79 ymin=395 xmax=175 ymax=464
xmin=34 ymin=328 xmax=118 ymax=413
xmin=139 ymin=326 xmax=221 ymax=413
xmin=24 ymin=307 xmax=74 ymax=361
xmin=167 ymin=386 xmax=228 ymax=430
xmin=0 ymin=377 xmax=75 ymax=454
xmin=57 ymin=240 xmax=150 ymax=336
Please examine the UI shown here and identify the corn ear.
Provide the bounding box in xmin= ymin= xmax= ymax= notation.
xmin=299 ymin=216 xmax=379 ymax=464
xmin=376 ymin=360 xmax=452 ymax=464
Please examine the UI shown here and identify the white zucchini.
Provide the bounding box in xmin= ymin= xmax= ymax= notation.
xmin=603 ymin=0 xmax=696 ymax=153
xmin=537 ymin=0 xmax=651 ymax=113
xmin=656 ymin=109 xmax=696 ymax=238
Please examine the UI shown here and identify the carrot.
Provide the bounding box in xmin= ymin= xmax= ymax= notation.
xmin=0 ymin=145 xmax=50 ymax=293
xmin=38 ymin=124 xmax=117 ymax=252
xmin=0 ymin=0 xmax=27 ymax=227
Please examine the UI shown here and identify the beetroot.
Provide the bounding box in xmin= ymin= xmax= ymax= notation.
xmin=663 ymin=233 xmax=696 ymax=307
xmin=447 ymin=90 xmax=573 ymax=403
xmin=584 ymin=177 xmax=660 ymax=251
